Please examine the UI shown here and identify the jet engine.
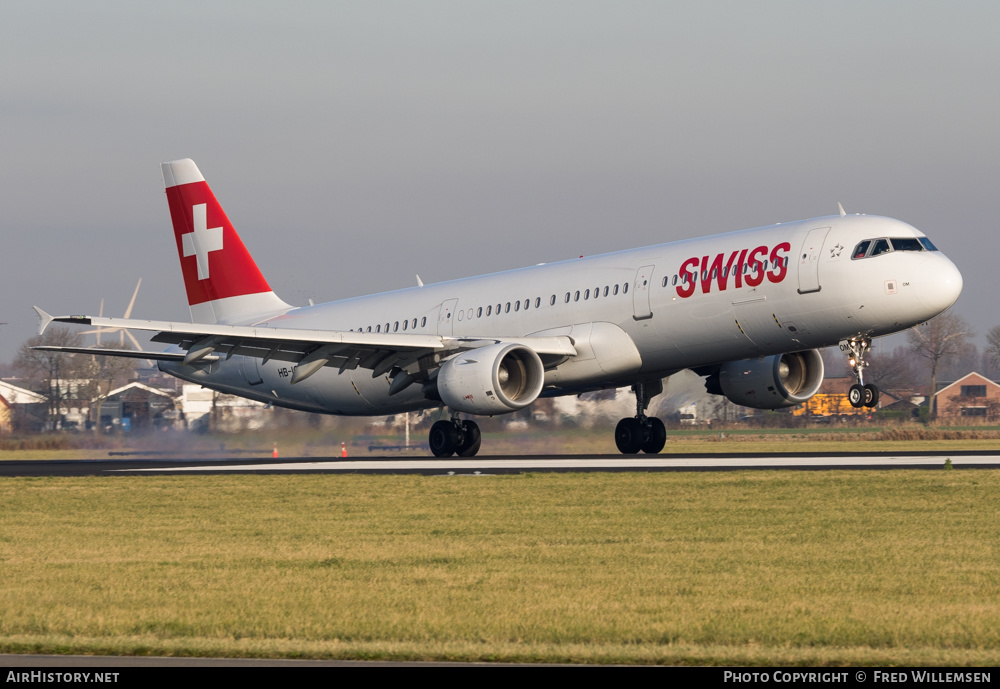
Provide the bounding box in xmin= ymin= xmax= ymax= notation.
xmin=706 ymin=350 xmax=824 ymax=410
xmin=437 ymin=343 xmax=545 ymax=415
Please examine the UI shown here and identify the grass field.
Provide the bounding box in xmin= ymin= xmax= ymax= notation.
xmin=1 ymin=470 xmax=999 ymax=665
xmin=4 ymin=423 xmax=1000 ymax=460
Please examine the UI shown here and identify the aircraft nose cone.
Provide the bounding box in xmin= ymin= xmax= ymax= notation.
xmin=919 ymin=255 xmax=963 ymax=315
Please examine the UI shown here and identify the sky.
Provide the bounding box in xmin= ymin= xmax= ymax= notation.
xmin=2 ymin=1 xmax=997 ymax=363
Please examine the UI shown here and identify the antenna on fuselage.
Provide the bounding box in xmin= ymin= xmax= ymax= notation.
xmin=416 ymin=275 xmax=424 ymax=287
xmin=838 ymin=202 xmax=847 ymax=217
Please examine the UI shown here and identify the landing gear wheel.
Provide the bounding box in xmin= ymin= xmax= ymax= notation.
xmin=615 ymin=418 xmax=645 ymax=454
xmin=456 ymin=420 xmax=482 ymax=457
xmin=429 ymin=420 xmax=458 ymax=457
xmin=848 ymin=384 xmax=865 ymax=408
xmin=863 ymin=384 xmax=879 ymax=408
xmin=642 ymin=418 xmax=666 ymax=454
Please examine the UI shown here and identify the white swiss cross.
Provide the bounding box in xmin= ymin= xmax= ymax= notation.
xmin=181 ymin=203 xmax=224 ymax=280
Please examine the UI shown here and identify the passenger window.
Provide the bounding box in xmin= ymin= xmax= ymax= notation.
xmin=514 ymin=300 xmax=520 ymax=311
xmin=613 ymin=285 xmax=619 ymax=295
xmin=584 ymin=289 xmax=590 ymax=300
xmin=477 ymin=307 xmax=482 ymax=318
xmin=535 ymin=297 xmax=541 ymax=308
xmin=604 ymin=286 xmax=609 ymax=296
xmin=565 ymin=292 xmax=571 ymax=303
xmin=487 ymin=305 xmax=492 ymax=316
xmin=505 ymin=302 xmax=511 ymax=313
xmin=574 ymin=291 xmax=580 ymax=302
xmin=376 ymin=324 xmax=381 ymax=333
xmin=421 ymin=317 xmax=427 ymax=327
xmin=550 ymin=295 xmax=556 ymax=306
xmin=402 ymin=320 xmax=407 ymax=330
xmin=623 ymin=283 xmax=629 ymax=294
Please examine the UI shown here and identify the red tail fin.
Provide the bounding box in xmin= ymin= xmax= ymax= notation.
xmin=162 ymin=159 xmax=289 ymax=324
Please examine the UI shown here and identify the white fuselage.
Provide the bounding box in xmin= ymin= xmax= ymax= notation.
xmin=160 ymin=214 xmax=962 ymax=415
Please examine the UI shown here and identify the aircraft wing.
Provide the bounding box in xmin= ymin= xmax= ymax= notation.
xmin=33 ymin=307 xmax=577 ymax=385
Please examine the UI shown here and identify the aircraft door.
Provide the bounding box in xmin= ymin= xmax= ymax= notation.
xmin=797 ymin=227 xmax=830 ymax=294
xmin=632 ymin=265 xmax=654 ymax=320
xmin=438 ymin=298 xmax=458 ymax=335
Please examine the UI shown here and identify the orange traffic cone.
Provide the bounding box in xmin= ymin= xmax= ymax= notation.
xmin=273 ymin=443 xmax=279 ymax=459
xmin=341 ymin=442 xmax=347 ymax=458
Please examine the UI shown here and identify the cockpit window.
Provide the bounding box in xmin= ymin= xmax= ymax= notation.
xmin=889 ymin=237 xmax=923 ymax=252
xmin=870 ymin=239 xmax=891 ymax=256
xmin=853 ymin=235 xmax=937 ymax=259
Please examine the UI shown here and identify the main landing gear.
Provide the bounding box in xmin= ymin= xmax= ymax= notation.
xmin=429 ymin=416 xmax=482 ymax=458
xmin=842 ymin=335 xmax=879 ymax=409
xmin=615 ymin=380 xmax=667 ymax=454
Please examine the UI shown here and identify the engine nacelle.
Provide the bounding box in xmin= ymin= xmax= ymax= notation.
xmin=437 ymin=343 xmax=545 ymax=415
xmin=710 ymin=350 xmax=824 ymax=410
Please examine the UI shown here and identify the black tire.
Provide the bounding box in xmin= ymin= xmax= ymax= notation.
xmin=615 ymin=418 xmax=644 ymax=454
xmin=848 ymin=384 xmax=865 ymax=408
xmin=457 ymin=420 xmax=482 ymax=457
xmin=429 ymin=420 xmax=458 ymax=458
xmin=641 ymin=417 xmax=666 ymax=454
xmin=864 ymin=384 xmax=879 ymax=408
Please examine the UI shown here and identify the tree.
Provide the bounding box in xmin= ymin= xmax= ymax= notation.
xmin=13 ymin=327 xmax=87 ymax=427
xmin=866 ymin=345 xmax=920 ymax=400
xmin=907 ymin=313 xmax=973 ymax=419
xmin=987 ymin=326 xmax=1000 ymax=371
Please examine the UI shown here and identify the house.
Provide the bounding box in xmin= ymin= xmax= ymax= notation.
xmin=96 ymin=382 xmax=177 ymax=431
xmin=0 ymin=380 xmax=49 ymax=431
xmin=934 ymin=373 xmax=1000 ymax=420
xmin=791 ymin=377 xmax=868 ymax=416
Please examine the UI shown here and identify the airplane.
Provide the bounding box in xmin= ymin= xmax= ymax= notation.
xmin=33 ymin=159 xmax=963 ymax=456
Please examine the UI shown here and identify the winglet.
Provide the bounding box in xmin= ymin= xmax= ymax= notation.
xmin=33 ymin=306 xmax=54 ymax=335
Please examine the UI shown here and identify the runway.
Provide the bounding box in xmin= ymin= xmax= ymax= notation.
xmin=1 ymin=450 xmax=999 ymax=477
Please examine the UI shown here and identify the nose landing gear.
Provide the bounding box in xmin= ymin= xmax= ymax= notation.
xmin=615 ymin=380 xmax=667 ymax=454
xmin=842 ymin=336 xmax=879 ymax=409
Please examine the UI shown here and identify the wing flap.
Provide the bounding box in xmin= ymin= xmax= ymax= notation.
xmin=29 ymin=345 xmax=215 ymax=362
